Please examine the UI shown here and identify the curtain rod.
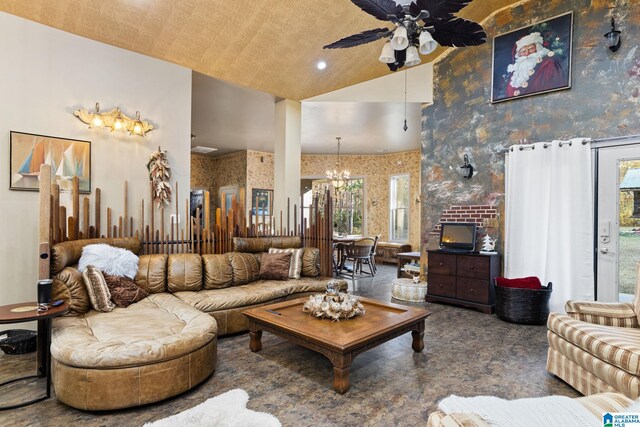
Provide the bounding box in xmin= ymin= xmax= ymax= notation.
xmin=496 ymin=134 xmax=640 ymax=154
xmin=496 ymin=139 xmax=589 ymax=154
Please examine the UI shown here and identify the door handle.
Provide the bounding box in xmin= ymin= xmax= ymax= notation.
xmin=600 ymin=247 xmax=615 ymax=254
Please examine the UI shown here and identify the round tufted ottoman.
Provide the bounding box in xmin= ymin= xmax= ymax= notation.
xmin=391 ymin=278 xmax=428 ymax=302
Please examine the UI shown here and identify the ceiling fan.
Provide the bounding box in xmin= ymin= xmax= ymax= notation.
xmin=323 ymin=0 xmax=487 ymax=71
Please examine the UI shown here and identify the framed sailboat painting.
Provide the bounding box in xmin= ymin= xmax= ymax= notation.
xmin=10 ymin=131 xmax=91 ymax=193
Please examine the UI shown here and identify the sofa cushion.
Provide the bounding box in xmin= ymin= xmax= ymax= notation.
xmin=167 ymin=254 xmax=203 ymax=292
xmin=268 ymin=248 xmax=303 ymax=279
xmin=228 ymin=252 xmax=260 ymax=285
xmin=259 ymin=252 xmax=291 ymax=280
xmin=51 ymin=293 xmax=216 ymax=368
xmin=233 ymin=236 xmax=302 ymax=253
xmin=53 ymin=267 xmax=90 ymax=315
xmin=301 ymin=247 xmax=321 ymax=277
xmin=173 ymin=277 xmax=333 ymax=312
xmin=103 ymin=273 xmax=149 ymax=308
xmin=135 ymin=254 xmax=168 ymax=294
xmin=548 ymin=312 xmax=640 ymax=375
xmin=81 ymin=266 xmax=115 ymax=312
xmin=202 ymin=254 xmax=233 ymax=289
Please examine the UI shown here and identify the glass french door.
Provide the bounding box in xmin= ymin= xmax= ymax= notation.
xmin=596 ymin=142 xmax=640 ymax=302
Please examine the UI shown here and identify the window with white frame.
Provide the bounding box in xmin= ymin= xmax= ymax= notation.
xmin=390 ymin=174 xmax=409 ymax=242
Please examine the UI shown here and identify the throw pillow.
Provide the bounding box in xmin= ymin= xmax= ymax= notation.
xmin=496 ymin=276 xmax=543 ymax=290
xmin=81 ymin=265 xmax=115 ymax=312
xmin=301 ymin=247 xmax=321 ymax=277
xmin=259 ymin=252 xmax=292 ymax=280
xmin=78 ymin=244 xmax=139 ymax=279
xmin=103 ymin=272 xmax=149 ymax=308
xmin=268 ymin=247 xmax=304 ymax=279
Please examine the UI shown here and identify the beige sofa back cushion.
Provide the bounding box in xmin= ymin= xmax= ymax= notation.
xmin=52 ymin=267 xmax=90 ymax=315
xmin=301 ymin=248 xmax=321 ymax=277
xmin=232 ymin=236 xmax=302 ymax=253
xmin=202 ymin=254 xmax=234 ymax=289
xmin=167 ymin=254 xmax=203 ymax=292
xmin=228 ymin=252 xmax=260 ymax=285
xmin=135 ymin=254 xmax=168 ymax=294
xmin=51 ymin=237 xmax=141 ymax=275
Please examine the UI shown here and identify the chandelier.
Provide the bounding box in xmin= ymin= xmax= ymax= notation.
xmin=324 ymin=0 xmax=486 ymax=71
xmin=326 ymin=137 xmax=350 ymax=190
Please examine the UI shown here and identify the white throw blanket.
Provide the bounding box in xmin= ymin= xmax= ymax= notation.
xmin=438 ymin=395 xmax=599 ymax=427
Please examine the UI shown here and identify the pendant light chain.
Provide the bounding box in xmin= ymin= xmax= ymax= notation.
xmin=403 ymin=71 xmax=408 ymax=132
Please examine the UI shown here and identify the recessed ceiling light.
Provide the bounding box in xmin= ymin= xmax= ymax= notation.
xmin=191 ymin=146 xmax=218 ymax=154
xmin=316 ymin=60 xmax=327 ymax=70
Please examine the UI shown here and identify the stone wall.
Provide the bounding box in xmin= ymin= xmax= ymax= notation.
xmin=421 ymin=0 xmax=640 ymax=253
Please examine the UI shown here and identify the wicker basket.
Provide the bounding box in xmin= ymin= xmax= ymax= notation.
xmin=0 ymin=329 xmax=37 ymax=355
xmin=495 ymin=282 xmax=552 ymax=325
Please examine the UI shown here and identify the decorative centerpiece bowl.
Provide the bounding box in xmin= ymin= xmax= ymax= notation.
xmin=302 ymin=292 xmax=365 ymax=321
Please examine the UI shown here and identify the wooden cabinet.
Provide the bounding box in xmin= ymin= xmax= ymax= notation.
xmin=426 ymin=251 xmax=500 ymax=314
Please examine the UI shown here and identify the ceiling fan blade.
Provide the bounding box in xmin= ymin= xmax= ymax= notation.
xmin=431 ymin=17 xmax=486 ymax=47
xmin=323 ymin=28 xmax=393 ymax=49
xmin=351 ymin=0 xmax=404 ymax=21
xmin=410 ymin=0 xmax=473 ymax=20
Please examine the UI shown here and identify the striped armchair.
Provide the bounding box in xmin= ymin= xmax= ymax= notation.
xmin=546 ymin=268 xmax=640 ymax=398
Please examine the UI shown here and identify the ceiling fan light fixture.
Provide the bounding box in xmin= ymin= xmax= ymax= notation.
xmin=379 ymin=41 xmax=395 ymax=63
xmin=419 ymin=31 xmax=438 ymax=55
xmin=405 ymin=45 xmax=421 ymax=66
xmin=390 ymin=26 xmax=409 ymax=50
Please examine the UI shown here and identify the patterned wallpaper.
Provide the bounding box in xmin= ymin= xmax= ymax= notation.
xmin=421 ymin=0 xmax=640 ymax=254
xmin=190 ymin=152 xmax=247 ymax=213
xmin=247 ymin=150 xmax=274 ymax=210
xmin=301 ymin=150 xmax=421 ymax=250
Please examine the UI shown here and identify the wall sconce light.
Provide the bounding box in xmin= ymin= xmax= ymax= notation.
xmin=460 ymin=154 xmax=474 ymax=180
xmin=604 ymin=18 xmax=621 ymax=52
xmin=74 ymin=102 xmax=155 ymax=137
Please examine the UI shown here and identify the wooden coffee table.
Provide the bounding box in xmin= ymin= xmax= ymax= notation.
xmin=243 ymin=296 xmax=430 ymax=393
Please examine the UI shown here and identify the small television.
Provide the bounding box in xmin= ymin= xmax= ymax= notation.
xmin=439 ymin=222 xmax=477 ymax=253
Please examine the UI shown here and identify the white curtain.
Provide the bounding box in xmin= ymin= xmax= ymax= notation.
xmin=505 ymin=138 xmax=594 ymax=312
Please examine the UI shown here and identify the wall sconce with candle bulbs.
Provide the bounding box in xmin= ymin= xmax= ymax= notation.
xmin=74 ymin=102 xmax=154 ymax=137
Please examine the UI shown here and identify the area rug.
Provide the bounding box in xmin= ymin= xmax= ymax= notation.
xmin=143 ymin=389 xmax=281 ymax=427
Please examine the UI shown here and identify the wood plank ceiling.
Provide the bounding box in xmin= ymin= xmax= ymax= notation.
xmin=0 ymin=0 xmax=518 ymax=101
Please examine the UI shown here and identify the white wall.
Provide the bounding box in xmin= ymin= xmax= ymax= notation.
xmin=0 ymin=12 xmax=192 ymax=306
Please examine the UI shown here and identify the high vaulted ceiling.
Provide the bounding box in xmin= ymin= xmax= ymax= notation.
xmin=0 ymin=0 xmax=518 ymax=101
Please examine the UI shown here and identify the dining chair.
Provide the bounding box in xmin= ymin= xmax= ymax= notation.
xmin=360 ymin=234 xmax=380 ymax=275
xmin=341 ymin=238 xmax=375 ymax=280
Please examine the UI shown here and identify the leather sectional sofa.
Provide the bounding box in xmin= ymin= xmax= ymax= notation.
xmin=49 ymin=236 xmax=342 ymax=410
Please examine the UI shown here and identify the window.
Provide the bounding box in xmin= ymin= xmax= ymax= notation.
xmin=390 ymin=174 xmax=409 ymax=242
xmin=301 ymin=178 xmax=364 ymax=236
xmin=334 ymin=179 xmax=364 ymax=236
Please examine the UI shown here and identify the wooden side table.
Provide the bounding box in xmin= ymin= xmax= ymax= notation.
xmin=0 ymin=301 xmax=68 ymax=410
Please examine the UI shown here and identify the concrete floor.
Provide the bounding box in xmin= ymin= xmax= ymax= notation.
xmin=0 ymin=264 xmax=578 ymax=426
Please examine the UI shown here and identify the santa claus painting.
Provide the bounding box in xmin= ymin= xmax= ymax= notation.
xmin=491 ymin=12 xmax=572 ymax=103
